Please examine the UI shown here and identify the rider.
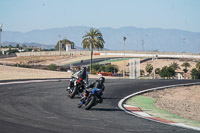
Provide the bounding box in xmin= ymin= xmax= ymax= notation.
xmin=67 ymin=67 xmax=88 ymax=91
xmin=78 ymin=77 xmax=105 ymax=108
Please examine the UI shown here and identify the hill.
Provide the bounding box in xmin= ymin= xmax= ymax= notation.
xmin=2 ymin=26 xmax=200 ymax=53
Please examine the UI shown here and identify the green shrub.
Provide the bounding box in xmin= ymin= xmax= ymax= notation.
xmin=145 ymin=63 xmax=153 ymax=75
xmin=191 ymin=68 xmax=200 ymax=79
xmin=105 ymin=64 xmax=118 ymax=73
xmin=14 ymin=63 xmax=31 ymax=68
xmin=159 ymin=66 xmax=175 ymax=79
xmin=88 ymin=63 xmax=118 ymax=74
xmin=140 ymin=69 xmax=144 ymax=76
xmin=48 ymin=64 xmax=58 ymax=71
xmin=155 ymin=68 xmax=160 ymax=74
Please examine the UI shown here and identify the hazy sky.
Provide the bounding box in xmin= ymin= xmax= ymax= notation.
xmin=0 ymin=0 xmax=200 ymax=32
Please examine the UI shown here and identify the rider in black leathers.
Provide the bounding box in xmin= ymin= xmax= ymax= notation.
xmin=78 ymin=77 xmax=105 ymax=108
xmin=66 ymin=67 xmax=88 ymax=91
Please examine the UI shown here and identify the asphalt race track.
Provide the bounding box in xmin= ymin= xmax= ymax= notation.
xmin=0 ymin=79 xmax=200 ymax=133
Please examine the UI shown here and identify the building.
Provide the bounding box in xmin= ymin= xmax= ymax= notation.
xmin=65 ymin=44 xmax=75 ymax=51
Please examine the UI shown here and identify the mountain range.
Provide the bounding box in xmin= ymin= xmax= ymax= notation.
xmin=2 ymin=26 xmax=200 ymax=53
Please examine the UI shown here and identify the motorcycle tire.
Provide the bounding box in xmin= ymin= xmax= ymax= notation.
xmin=85 ymin=96 xmax=96 ymax=110
xmin=69 ymin=86 xmax=78 ymax=99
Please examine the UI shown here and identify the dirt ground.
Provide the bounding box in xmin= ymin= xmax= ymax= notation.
xmin=0 ymin=65 xmax=118 ymax=81
xmin=143 ymin=85 xmax=200 ymax=122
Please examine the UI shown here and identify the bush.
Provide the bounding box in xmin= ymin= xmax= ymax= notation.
xmin=145 ymin=63 xmax=153 ymax=75
xmin=155 ymin=68 xmax=160 ymax=74
xmin=183 ymin=68 xmax=188 ymax=73
xmin=91 ymin=69 xmax=98 ymax=74
xmin=48 ymin=64 xmax=58 ymax=71
xmin=140 ymin=69 xmax=144 ymax=76
xmin=59 ymin=66 xmax=67 ymax=71
xmin=159 ymin=66 xmax=175 ymax=79
xmin=14 ymin=63 xmax=31 ymax=68
xmin=88 ymin=63 xmax=118 ymax=74
xmin=105 ymin=64 xmax=118 ymax=73
xmin=191 ymin=68 xmax=200 ymax=79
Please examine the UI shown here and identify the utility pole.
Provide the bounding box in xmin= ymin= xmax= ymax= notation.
xmin=123 ymin=37 xmax=127 ymax=78
xmin=141 ymin=39 xmax=144 ymax=51
xmin=58 ymin=35 xmax=61 ymax=56
xmin=152 ymin=55 xmax=158 ymax=79
xmin=0 ymin=24 xmax=2 ymax=54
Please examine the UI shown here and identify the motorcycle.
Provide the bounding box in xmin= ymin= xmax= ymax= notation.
xmin=67 ymin=73 xmax=87 ymax=99
xmin=81 ymin=87 xmax=103 ymax=110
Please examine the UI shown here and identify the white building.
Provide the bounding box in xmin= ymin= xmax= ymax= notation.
xmin=65 ymin=44 xmax=74 ymax=51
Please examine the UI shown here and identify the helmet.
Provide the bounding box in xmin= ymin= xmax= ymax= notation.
xmin=99 ymin=77 xmax=105 ymax=84
xmin=82 ymin=67 xmax=87 ymax=70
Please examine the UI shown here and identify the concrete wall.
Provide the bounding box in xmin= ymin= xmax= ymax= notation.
xmin=16 ymin=50 xmax=200 ymax=58
xmin=16 ymin=51 xmax=91 ymax=56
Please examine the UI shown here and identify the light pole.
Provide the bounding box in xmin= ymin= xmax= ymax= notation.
xmin=58 ymin=35 xmax=61 ymax=56
xmin=152 ymin=55 xmax=158 ymax=79
xmin=123 ymin=37 xmax=126 ymax=78
xmin=141 ymin=39 xmax=144 ymax=51
xmin=0 ymin=24 xmax=2 ymax=54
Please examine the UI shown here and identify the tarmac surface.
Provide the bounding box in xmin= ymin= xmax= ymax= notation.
xmin=0 ymin=79 xmax=200 ymax=133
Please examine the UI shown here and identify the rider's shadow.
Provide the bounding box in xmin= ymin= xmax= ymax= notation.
xmin=90 ymin=108 xmax=122 ymax=112
xmin=103 ymin=97 xmax=123 ymax=100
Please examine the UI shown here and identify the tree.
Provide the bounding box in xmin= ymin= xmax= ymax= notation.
xmin=190 ymin=61 xmax=200 ymax=79
xmin=140 ymin=69 xmax=144 ymax=76
xmin=55 ymin=39 xmax=74 ymax=51
xmin=170 ymin=62 xmax=180 ymax=71
xmin=159 ymin=66 xmax=175 ymax=79
xmin=155 ymin=68 xmax=160 ymax=74
xmin=105 ymin=64 xmax=118 ymax=73
xmin=16 ymin=44 xmax=20 ymax=48
xmin=181 ymin=62 xmax=191 ymax=73
xmin=145 ymin=63 xmax=153 ymax=75
xmin=82 ymin=28 xmax=105 ymax=73
xmin=191 ymin=68 xmax=200 ymax=79
xmin=22 ymin=44 xmax=27 ymax=48
xmin=196 ymin=61 xmax=200 ymax=70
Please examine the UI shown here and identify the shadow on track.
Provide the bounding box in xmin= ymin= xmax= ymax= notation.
xmin=90 ymin=108 xmax=122 ymax=112
xmin=103 ymin=97 xmax=123 ymax=100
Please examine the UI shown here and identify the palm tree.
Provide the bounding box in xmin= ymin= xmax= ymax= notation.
xmin=170 ymin=62 xmax=180 ymax=71
xmin=181 ymin=62 xmax=191 ymax=73
xmin=82 ymin=28 xmax=105 ymax=73
xmin=196 ymin=61 xmax=200 ymax=70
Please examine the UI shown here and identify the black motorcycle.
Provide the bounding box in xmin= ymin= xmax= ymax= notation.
xmin=67 ymin=74 xmax=87 ymax=99
xmin=81 ymin=88 xmax=103 ymax=110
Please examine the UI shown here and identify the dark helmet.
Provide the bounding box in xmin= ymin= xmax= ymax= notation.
xmin=99 ymin=77 xmax=105 ymax=84
xmin=82 ymin=67 xmax=87 ymax=71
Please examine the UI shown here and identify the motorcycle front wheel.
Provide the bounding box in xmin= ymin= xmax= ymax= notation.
xmin=85 ymin=96 xmax=96 ymax=110
xmin=68 ymin=86 xmax=78 ymax=99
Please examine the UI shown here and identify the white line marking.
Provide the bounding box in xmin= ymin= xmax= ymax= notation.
xmin=0 ymin=79 xmax=70 ymax=86
xmin=171 ymin=123 xmax=200 ymax=131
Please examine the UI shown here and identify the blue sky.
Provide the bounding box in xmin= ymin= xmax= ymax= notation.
xmin=0 ymin=0 xmax=200 ymax=32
